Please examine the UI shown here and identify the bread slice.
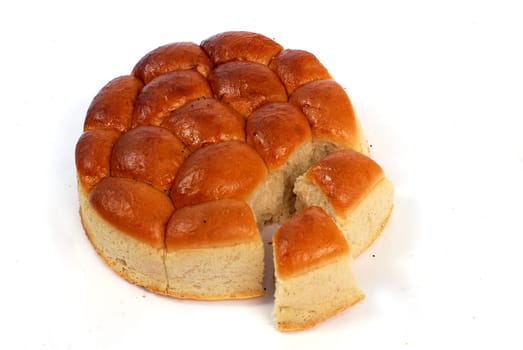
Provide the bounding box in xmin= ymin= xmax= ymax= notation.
xmin=165 ymin=199 xmax=264 ymax=299
xmin=273 ymin=206 xmax=364 ymax=331
xmin=294 ymin=149 xmax=394 ymax=258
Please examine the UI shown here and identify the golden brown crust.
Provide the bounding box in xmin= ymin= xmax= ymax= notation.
xmin=273 ymin=206 xmax=349 ymax=278
xmin=306 ymin=149 xmax=384 ymax=215
xmin=166 ymin=199 xmax=258 ymax=249
xmin=289 ymin=80 xmax=360 ymax=149
xmin=246 ymin=102 xmax=311 ymax=169
xmin=161 ymin=97 xmax=245 ymax=152
xmin=75 ymin=129 xmax=121 ymax=192
xmin=269 ymin=49 xmax=331 ymax=95
xmin=84 ymin=75 xmax=144 ymax=133
xmin=132 ymin=70 xmax=212 ymax=127
xmin=208 ymin=61 xmax=287 ymax=117
xmin=89 ymin=177 xmax=174 ymax=248
xmin=201 ymin=31 xmax=283 ymax=65
xmin=132 ymin=42 xmax=213 ymax=84
xmin=170 ymin=141 xmax=267 ymax=208
xmin=76 ymin=32 xmax=392 ymax=315
xmin=110 ymin=125 xmax=187 ymax=192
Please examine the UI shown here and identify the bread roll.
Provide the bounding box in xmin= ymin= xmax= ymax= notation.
xmin=81 ymin=177 xmax=174 ymax=293
xmin=165 ymin=199 xmax=263 ymax=299
xmin=161 ymin=97 xmax=245 ymax=152
xmin=246 ymin=102 xmax=312 ymax=223
xmin=208 ymin=61 xmax=287 ymax=117
xmin=132 ymin=42 xmax=213 ymax=84
xmin=132 ymin=70 xmax=212 ymax=126
xmin=170 ymin=141 xmax=268 ymax=213
xmin=75 ymin=129 xmax=120 ymax=192
xmin=294 ymin=149 xmax=394 ymax=257
xmin=289 ymin=79 xmax=369 ymax=161
xmin=273 ymin=206 xmax=364 ymax=331
xmin=84 ymin=75 xmax=143 ymax=133
xmin=269 ymin=49 xmax=332 ymax=94
xmin=110 ymin=125 xmax=187 ymax=192
xmin=201 ymin=31 xmax=283 ymax=65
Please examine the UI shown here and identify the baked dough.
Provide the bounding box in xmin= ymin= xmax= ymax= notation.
xmin=273 ymin=206 xmax=364 ymax=331
xmin=75 ymin=31 xmax=393 ymax=330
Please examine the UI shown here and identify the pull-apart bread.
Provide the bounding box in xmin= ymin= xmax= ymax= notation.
xmin=75 ymin=31 xmax=394 ymax=330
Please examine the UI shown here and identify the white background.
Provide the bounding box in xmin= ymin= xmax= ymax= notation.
xmin=1 ymin=0 xmax=522 ymax=349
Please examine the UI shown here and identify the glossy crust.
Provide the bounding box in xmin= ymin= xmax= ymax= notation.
xmin=166 ymin=199 xmax=259 ymax=249
xmin=201 ymin=31 xmax=283 ymax=65
xmin=170 ymin=141 xmax=267 ymax=208
xmin=161 ymin=97 xmax=245 ymax=152
xmin=84 ymin=75 xmax=144 ymax=133
xmin=88 ymin=177 xmax=174 ymax=248
xmin=269 ymin=49 xmax=331 ymax=94
xmin=246 ymin=102 xmax=312 ymax=169
xmin=110 ymin=125 xmax=187 ymax=192
xmin=132 ymin=42 xmax=213 ymax=84
xmin=306 ymin=149 xmax=384 ymax=215
xmin=75 ymin=32 xmax=392 ymax=316
xmin=208 ymin=61 xmax=287 ymax=117
xmin=273 ymin=206 xmax=350 ymax=278
xmin=289 ymin=79 xmax=360 ymax=149
xmin=132 ymin=70 xmax=212 ymax=126
xmin=75 ymin=129 xmax=120 ymax=192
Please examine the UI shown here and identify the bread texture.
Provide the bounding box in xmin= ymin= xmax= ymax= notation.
xmin=165 ymin=199 xmax=263 ymax=299
xmin=273 ymin=207 xmax=364 ymax=331
xmin=79 ymin=181 xmax=172 ymax=294
xmin=294 ymin=149 xmax=394 ymax=257
xmin=246 ymin=102 xmax=313 ymax=223
xmin=75 ymin=31 xmax=394 ymax=330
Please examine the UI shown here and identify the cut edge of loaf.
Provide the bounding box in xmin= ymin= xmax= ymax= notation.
xmin=294 ymin=176 xmax=394 ymax=258
xmin=273 ymin=255 xmax=364 ymax=332
xmin=79 ymin=185 xmax=169 ymax=295
xmin=248 ymin=141 xmax=313 ymax=226
xmin=165 ymin=241 xmax=264 ymax=300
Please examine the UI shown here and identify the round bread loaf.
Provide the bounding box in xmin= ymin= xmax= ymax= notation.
xmin=75 ymin=31 xmax=393 ymax=330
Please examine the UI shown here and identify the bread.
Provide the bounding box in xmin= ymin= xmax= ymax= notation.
xmin=79 ymin=177 xmax=174 ymax=294
xmin=246 ymin=102 xmax=313 ymax=223
xmin=75 ymin=31 xmax=393 ymax=330
xmin=294 ymin=149 xmax=394 ymax=258
xmin=165 ymin=199 xmax=263 ymax=299
xmin=273 ymin=206 xmax=364 ymax=331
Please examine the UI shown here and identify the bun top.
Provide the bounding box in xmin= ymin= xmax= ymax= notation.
xmin=132 ymin=70 xmax=213 ymax=127
xmin=161 ymin=97 xmax=245 ymax=152
xmin=166 ymin=199 xmax=259 ymax=250
xmin=208 ymin=61 xmax=287 ymax=117
xmin=89 ymin=177 xmax=174 ymax=248
xmin=290 ymin=80 xmax=361 ymax=151
xmin=84 ymin=75 xmax=143 ymax=133
xmin=110 ymin=125 xmax=187 ymax=192
xmin=132 ymin=42 xmax=213 ymax=84
xmin=75 ymin=129 xmax=120 ymax=192
xmin=305 ymin=149 xmax=384 ymax=215
xmin=246 ymin=102 xmax=311 ymax=169
xmin=273 ymin=206 xmax=349 ymax=278
xmin=170 ymin=141 xmax=267 ymax=209
xmin=76 ymin=31 xmax=368 ymax=243
xmin=269 ymin=49 xmax=331 ymax=95
xmin=201 ymin=31 xmax=283 ymax=65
